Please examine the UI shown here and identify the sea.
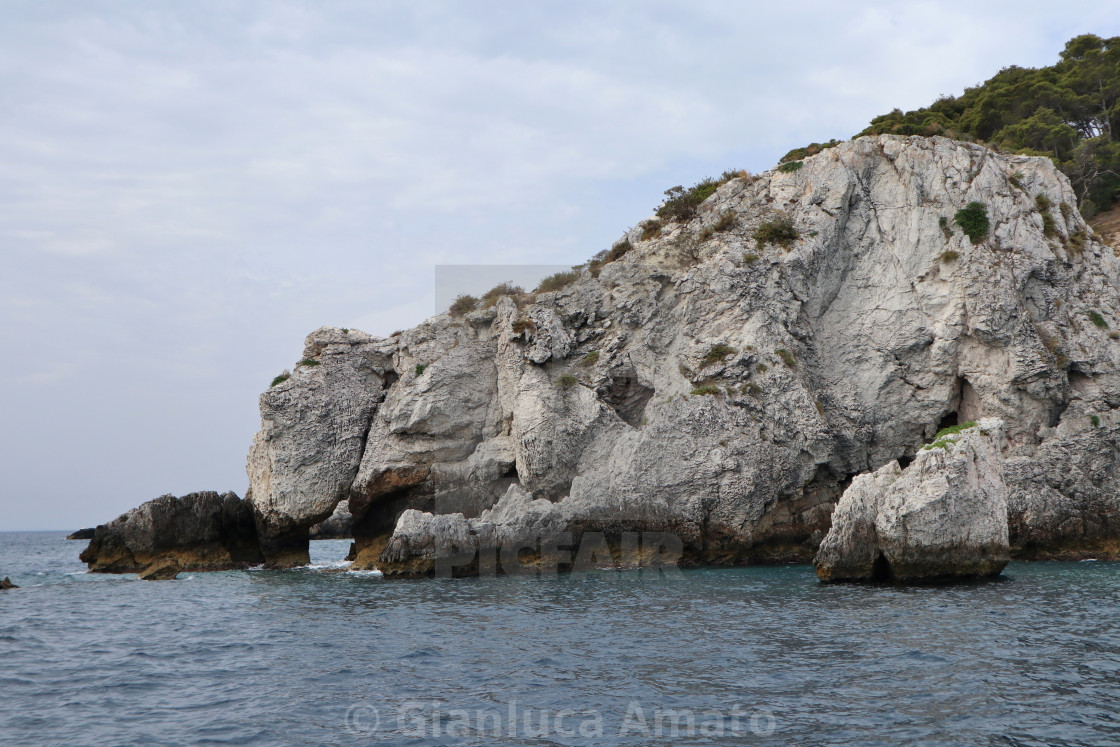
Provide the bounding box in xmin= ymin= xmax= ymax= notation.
xmin=1 ymin=531 xmax=1118 ymax=746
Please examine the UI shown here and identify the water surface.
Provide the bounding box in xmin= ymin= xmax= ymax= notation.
xmin=2 ymin=532 xmax=1118 ymax=745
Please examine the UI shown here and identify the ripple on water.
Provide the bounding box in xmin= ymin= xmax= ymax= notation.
xmin=2 ymin=534 xmax=1120 ymax=746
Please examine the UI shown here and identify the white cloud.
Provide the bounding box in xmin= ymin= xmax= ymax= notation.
xmin=2 ymin=0 xmax=1118 ymax=528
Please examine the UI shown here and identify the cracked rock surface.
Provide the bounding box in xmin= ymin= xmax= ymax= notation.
xmin=82 ymin=135 xmax=1120 ymax=574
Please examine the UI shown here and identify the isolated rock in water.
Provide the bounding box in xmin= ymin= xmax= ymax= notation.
xmin=0 ymin=577 xmax=17 ymax=590
xmin=138 ymin=558 xmax=180 ymax=581
xmin=66 ymin=528 xmax=95 ymax=540
xmin=815 ymin=419 xmax=1010 ymax=582
xmin=80 ymin=492 xmax=263 ymax=573
xmin=308 ymin=499 xmax=353 ymax=540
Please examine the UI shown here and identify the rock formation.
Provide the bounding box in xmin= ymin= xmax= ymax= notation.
xmin=236 ymin=135 xmax=1120 ymax=574
xmin=308 ymin=499 xmax=353 ymax=540
xmin=0 ymin=577 xmax=17 ymax=590
xmin=81 ymin=134 xmax=1120 ymax=576
xmin=814 ymin=419 xmax=1010 ymax=582
xmin=80 ymin=492 xmax=262 ymax=574
xmin=66 ymin=528 xmax=95 ymax=540
xmin=138 ymin=558 xmax=181 ymax=581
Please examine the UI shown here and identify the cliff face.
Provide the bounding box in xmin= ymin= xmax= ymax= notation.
xmin=244 ymin=135 xmax=1120 ymax=571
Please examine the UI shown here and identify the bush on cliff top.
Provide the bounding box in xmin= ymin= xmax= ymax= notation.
xmin=858 ymin=34 xmax=1120 ymax=216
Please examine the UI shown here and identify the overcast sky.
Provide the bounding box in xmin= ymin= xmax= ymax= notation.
xmin=3 ymin=1 xmax=1118 ymax=531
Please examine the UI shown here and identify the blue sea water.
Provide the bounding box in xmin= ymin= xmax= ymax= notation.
xmin=1 ymin=532 xmax=1119 ymax=746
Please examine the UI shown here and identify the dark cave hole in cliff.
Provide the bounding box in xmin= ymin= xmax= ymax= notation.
xmin=870 ymin=551 xmax=893 ymax=582
xmin=896 ymin=455 xmax=914 ymax=470
xmin=937 ymin=411 xmax=959 ymax=432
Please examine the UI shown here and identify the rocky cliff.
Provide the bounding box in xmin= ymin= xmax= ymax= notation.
xmin=229 ymin=134 xmax=1120 ymax=573
xmin=76 ymin=135 xmax=1120 ymax=577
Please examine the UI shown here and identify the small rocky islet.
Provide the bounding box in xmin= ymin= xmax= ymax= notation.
xmin=79 ymin=135 xmax=1120 ymax=582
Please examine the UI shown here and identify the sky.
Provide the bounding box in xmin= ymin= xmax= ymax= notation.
xmin=3 ymin=1 xmax=1119 ymax=531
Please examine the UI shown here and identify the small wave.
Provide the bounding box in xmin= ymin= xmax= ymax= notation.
xmin=347 ymin=569 xmax=383 ymax=577
xmin=305 ymin=561 xmax=353 ymax=571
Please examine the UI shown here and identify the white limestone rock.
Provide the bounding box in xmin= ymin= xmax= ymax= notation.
xmin=239 ymin=136 xmax=1120 ymax=574
xmin=815 ymin=419 xmax=1010 ymax=581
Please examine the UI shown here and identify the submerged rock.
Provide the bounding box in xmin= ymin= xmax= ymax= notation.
xmin=0 ymin=577 xmax=17 ymax=590
xmin=80 ymin=492 xmax=263 ymax=573
xmin=66 ymin=528 xmax=95 ymax=540
xmin=815 ymin=419 xmax=1010 ymax=582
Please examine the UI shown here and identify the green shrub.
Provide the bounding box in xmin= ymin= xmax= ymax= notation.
xmin=1090 ymin=414 xmax=1101 ymax=428
xmin=606 ymin=239 xmax=632 ymax=262
xmin=1036 ymin=195 xmax=1057 ymax=237
xmin=298 ymin=358 xmax=320 ymax=367
xmin=512 ymin=318 xmax=536 ymax=335
xmin=753 ymin=216 xmax=800 ymax=250
xmin=756 ymin=363 xmax=769 ymax=373
xmin=481 ymin=282 xmax=525 ymax=309
xmin=640 ymin=220 xmax=662 ymax=241
xmin=713 ymin=211 xmax=737 ymax=232
xmin=1067 ymin=230 xmax=1087 ymax=256
xmin=449 ymin=294 xmax=478 ymax=317
xmin=923 ymin=437 xmax=958 ymax=451
xmin=270 ymin=372 xmax=290 ymax=387
xmin=1042 ymin=212 xmax=1057 ymax=237
xmin=778 ymin=160 xmax=803 ymax=173
xmin=939 ymin=215 xmax=953 ymax=241
xmin=931 ymin=420 xmax=978 ymax=440
xmin=1088 ymin=311 xmax=1109 ymax=329
xmin=744 ymin=383 xmax=763 ymax=398
xmin=775 ymin=348 xmax=797 ymax=368
xmin=580 ymin=351 xmax=600 ymax=367
xmin=691 ymin=385 xmax=721 ymax=396
xmin=656 ymin=178 xmax=723 ymax=222
xmin=556 ymin=374 xmax=577 ymax=389
xmin=721 ymin=168 xmax=749 ymax=181
xmin=341 ymin=328 xmax=349 ymax=333
xmin=940 ymin=250 xmax=960 ymax=263
xmin=743 ymin=252 xmax=760 ymax=265
xmin=535 ymin=271 xmax=579 ymax=293
xmin=701 ymin=344 xmax=736 ymax=367
xmin=953 ymin=202 xmax=990 ymax=244
xmin=1009 ymin=171 xmax=1025 ymax=190
xmin=415 ymin=363 xmax=426 ymax=376
xmin=780 ymin=140 xmax=840 ymax=163
xmin=391 ymin=330 xmax=404 ymax=337
xmin=1060 ymin=202 xmax=1074 ymax=220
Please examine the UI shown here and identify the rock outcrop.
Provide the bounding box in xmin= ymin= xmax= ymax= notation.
xmin=138 ymin=558 xmax=181 ymax=581
xmin=236 ymin=135 xmax=1120 ymax=574
xmin=308 ymin=499 xmax=353 ymax=540
xmin=245 ymin=327 xmax=395 ymax=566
xmin=85 ymin=134 xmax=1120 ymax=576
xmin=0 ymin=577 xmax=17 ymax=590
xmin=66 ymin=528 xmax=95 ymax=540
xmin=814 ymin=419 xmax=1010 ymax=582
xmin=80 ymin=492 xmax=262 ymax=574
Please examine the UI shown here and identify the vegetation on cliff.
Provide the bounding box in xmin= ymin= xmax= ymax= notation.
xmin=859 ymin=34 xmax=1120 ymax=216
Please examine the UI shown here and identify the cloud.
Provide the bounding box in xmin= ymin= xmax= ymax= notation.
xmin=2 ymin=0 xmax=1118 ymax=528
